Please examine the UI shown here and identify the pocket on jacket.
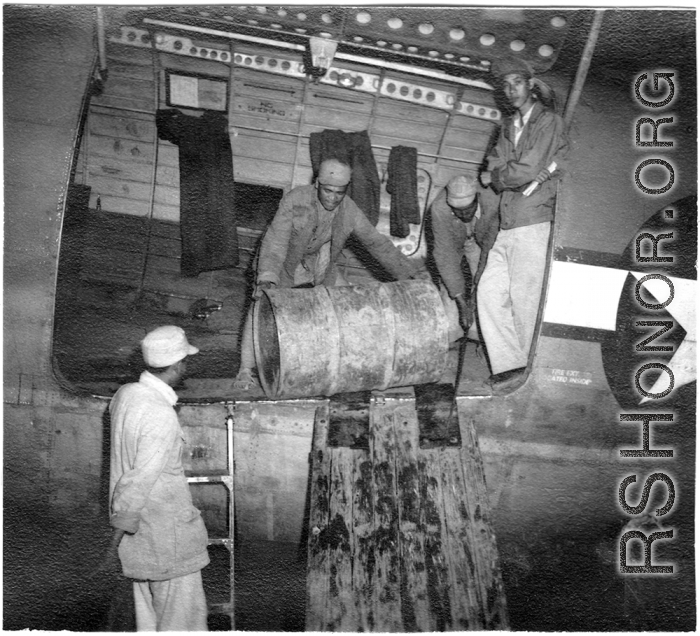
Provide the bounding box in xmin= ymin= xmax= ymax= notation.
xmin=174 ymin=506 xmax=209 ymax=561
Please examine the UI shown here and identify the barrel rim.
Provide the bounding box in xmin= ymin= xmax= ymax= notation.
xmin=252 ymin=291 xmax=281 ymax=398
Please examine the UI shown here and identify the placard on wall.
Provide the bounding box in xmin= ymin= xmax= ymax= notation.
xmin=166 ymin=71 xmax=228 ymax=111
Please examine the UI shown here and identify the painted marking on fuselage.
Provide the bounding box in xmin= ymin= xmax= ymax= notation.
xmin=541 ymin=256 xmax=696 ymax=395
xmin=546 ymin=367 xmax=594 ymax=387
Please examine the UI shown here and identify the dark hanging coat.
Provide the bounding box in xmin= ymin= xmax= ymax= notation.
xmin=386 ymin=145 xmax=421 ymax=238
xmin=156 ymin=109 xmax=239 ymax=277
xmin=309 ymin=129 xmax=381 ymax=226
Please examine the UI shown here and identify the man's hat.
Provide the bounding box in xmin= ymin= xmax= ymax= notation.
xmin=491 ymin=57 xmax=534 ymax=80
xmin=318 ymin=159 xmax=352 ymax=187
xmin=142 ymin=325 xmax=199 ymax=367
xmin=446 ymin=175 xmax=478 ymax=208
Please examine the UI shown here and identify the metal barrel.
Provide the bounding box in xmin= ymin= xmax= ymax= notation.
xmin=253 ymin=279 xmax=450 ymax=399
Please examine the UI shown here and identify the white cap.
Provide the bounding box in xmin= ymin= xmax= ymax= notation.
xmin=446 ymin=175 xmax=478 ymax=208
xmin=318 ymin=159 xmax=352 ymax=186
xmin=142 ymin=326 xmax=199 ymax=367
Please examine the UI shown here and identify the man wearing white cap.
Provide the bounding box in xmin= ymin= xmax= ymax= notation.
xmin=430 ymin=174 xmax=498 ymax=342
xmin=478 ymin=57 xmax=568 ymax=392
xmin=107 ymin=326 xmax=210 ymax=631
xmin=234 ymin=158 xmax=429 ymax=390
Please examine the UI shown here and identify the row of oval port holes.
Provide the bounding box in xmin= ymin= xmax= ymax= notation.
xmin=231 ymin=7 xmax=565 ymax=55
xmin=195 ymin=7 xmax=567 ymax=36
xmin=128 ymin=29 xmax=555 ymax=60
xmin=234 ymin=55 xmax=499 ymax=118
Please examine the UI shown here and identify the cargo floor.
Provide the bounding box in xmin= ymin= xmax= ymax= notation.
xmin=53 ymin=269 xmax=490 ymax=402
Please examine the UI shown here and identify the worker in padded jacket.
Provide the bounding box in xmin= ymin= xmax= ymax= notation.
xmin=107 ymin=326 xmax=209 ymax=631
xmin=478 ymin=58 xmax=568 ymax=392
xmin=430 ymin=173 xmax=497 ymax=343
xmin=234 ymin=158 xmax=429 ymax=390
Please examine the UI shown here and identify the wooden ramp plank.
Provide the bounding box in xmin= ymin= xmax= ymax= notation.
xmin=369 ymin=404 xmax=403 ymax=631
xmin=306 ymin=405 xmax=331 ymax=631
xmin=327 ymin=446 xmax=359 ymax=631
xmin=459 ymin=416 xmax=509 ymax=629
xmin=393 ymin=403 xmax=433 ymax=631
xmin=351 ymin=453 xmax=375 ymax=631
xmin=306 ymin=395 xmax=508 ymax=632
xmin=420 ymin=447 xmax=454 ymax=630
xmin=440 ymin=446 xmax=485 ymax=629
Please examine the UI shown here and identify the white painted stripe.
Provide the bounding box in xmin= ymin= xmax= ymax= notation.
xmin=543 ymin=261 xmax=629 ymax=330
xmin=630 ymin=273 xmax=696 ymax=340
xmin=479 ymin=436 xmax=619 ymax=463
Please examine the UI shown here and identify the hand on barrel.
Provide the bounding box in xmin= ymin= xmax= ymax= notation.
xmin=254 ymin=281 xmax=276 ymax=299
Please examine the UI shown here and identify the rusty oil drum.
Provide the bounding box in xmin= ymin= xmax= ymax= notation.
xmin=252 ymin=279 xmax=450 ymax=399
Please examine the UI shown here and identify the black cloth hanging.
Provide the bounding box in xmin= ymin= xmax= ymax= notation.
xmin=387 ymin=145 xmax=421 ymax=238
xmin=156 ymin=109 xmax=239 ymax=277
xmin=309 ymin=129 xmax=381 ymax=226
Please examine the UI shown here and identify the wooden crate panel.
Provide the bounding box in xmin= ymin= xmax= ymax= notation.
xmin=442 ymin=126 xmax=493 ymax=152
xmin=229 ymin=114 xmax=301 ymax=136
xmin=87 ymin=134 xmax=155 ymax=167
xmin=156 ymin=163 xmax=179 ymax=187
xmin=368 ymin=134 xmax=441 ymax=157
xmin=95 ymin=75 xmax=155 ymax=105
xmin=89 ymin=91 xmax=155 ymax=114
xmin=152 ymin=202 xmax=180 ymax=224
xmin=89 ymin=192 xmax=150 ymax=217
xmin=89 ymin=109 xmax=154 ymax=140
xmin=370 ymin=115 xmax=443 ymax=144
xmin=433 ymin=164 xmax=482 ymax=187
xmin=291 ymin=165 xmax=314 ymax=188
xmin=233 ymin=158 xmax=294 ymax=187
xmin=302 ymin=105 xmax=371 ymax=132
xmin=106 ymin=41 xmax=154 ymax=67
xmin=153 ymin=184 xmax=179 ymax=208
xmin=450 ymin=111 xmax=499 ymax=134
xmin=86 ymin=158 xmax=152 ymax=186
xmin=231 ymin=94 xmax=301 ymax=125
xmin=232 ymin=70 xmax=304 ymax=100
xmin=156 ymin=142 xmax=180 ymax=169
xmin=305 ymin=86 xmax=375 ymax=113
xmin=106 ymin=59 xmax=155 ymax=82
xmin=230 ymin=133 xmax=297 ymax=164
xmin=85 ymin=174 xmax=152 ymax=203
xmin=438 ymin=146 xmax=488 ymax=165
xmin=374 ymin=97 xmax=449 ymax=125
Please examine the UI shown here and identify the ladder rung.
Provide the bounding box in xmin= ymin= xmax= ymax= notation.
xmin=187 ymin=474 xmax=233 ymax=485
xmin=208 ymin=601 xmax=233 ymax=615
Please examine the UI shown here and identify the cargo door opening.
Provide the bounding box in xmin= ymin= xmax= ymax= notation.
xmin=52 ymin=174 xmax=283 ymax=399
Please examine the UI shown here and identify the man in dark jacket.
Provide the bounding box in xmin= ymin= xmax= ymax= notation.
xmin=430 ymin=174 xmax=496 ymax=342
xmin=478 ymin=58 xmax=568 ymax=391
xmin=234 ymin=158 xmax=428 ymax=390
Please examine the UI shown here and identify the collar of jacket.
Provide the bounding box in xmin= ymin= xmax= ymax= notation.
xmin=139 ymin=370 xmax=178 ymax=406
xmin=502 ymin=100 xmax=547 ymax=143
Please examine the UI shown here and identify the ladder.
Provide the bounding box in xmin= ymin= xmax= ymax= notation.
xmin=187 ymin=404 xmax=235 ymax=629
xmin=306 ymin=387 xmax=508 ymax=631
